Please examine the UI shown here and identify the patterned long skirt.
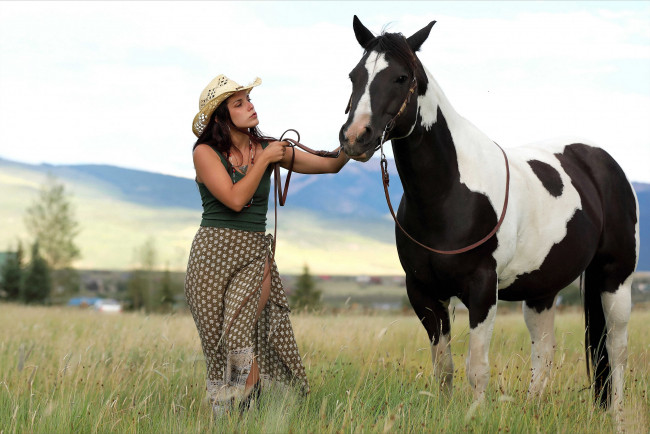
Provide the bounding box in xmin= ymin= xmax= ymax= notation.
xmin=184 ymin=227 xmax=309 ymax=414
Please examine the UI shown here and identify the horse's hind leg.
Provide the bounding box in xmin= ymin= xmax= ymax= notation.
xmin=523 ymin=297 xmax=557 ymax=398
xmin=406 ymin=278 xmax=454 ymax=394
xmin=601 ymin=276 xmax=632 ymax=415
xmin=574 ymin=144 xmax=638 ymax=413
xmin=585 ymin=258 xmax=633 ymax=415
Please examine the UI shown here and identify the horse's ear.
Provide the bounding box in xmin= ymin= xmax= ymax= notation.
xmin=406 ymin=21 xmax=436 ymax=52
xmin=353 ymin=15 xmax=375 ymax=49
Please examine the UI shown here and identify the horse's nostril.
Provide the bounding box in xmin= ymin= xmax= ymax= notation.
xmin=339 ymin=125 xmax=349 ymax=144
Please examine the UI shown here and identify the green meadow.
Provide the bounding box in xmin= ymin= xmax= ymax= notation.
xmin=1 ymin=304 xmax=648 ymax=433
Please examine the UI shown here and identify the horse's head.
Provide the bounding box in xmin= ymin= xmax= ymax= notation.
xmin=339 ymin=16 xmax=436 ymax=161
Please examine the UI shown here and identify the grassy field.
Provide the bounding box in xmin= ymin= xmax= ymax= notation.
xmin=0 ymin=304 xmax=648 ymax=433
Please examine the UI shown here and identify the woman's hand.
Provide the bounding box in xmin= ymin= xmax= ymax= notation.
xmin=280 ymin=145 xmax=349 ymax=174
xmin=262 ymin=141 xmax=289 ymax=164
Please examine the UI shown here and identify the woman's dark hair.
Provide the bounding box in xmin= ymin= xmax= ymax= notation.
xmin=193 ymin=96 xmax=275 ymax=161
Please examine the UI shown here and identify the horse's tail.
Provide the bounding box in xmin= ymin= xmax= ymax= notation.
xmin=582 ymin=271 xmax=610 ymax=408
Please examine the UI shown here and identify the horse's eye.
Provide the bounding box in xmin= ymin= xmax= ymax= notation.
xmin=395 ymin=75 xmax=408 ymax=84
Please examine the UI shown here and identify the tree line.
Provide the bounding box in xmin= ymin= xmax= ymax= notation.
xmin=0 ymin=174 xmax=184 ymax=311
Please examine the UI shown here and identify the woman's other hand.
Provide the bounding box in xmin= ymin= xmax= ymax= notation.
xmin=262 ymin=141 xmax=289 ymax=164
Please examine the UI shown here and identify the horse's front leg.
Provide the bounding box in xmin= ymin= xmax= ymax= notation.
xmin=406 ymin=276 xmax=454 ymax=394
xmin=462 ymin=270 xmax=498 ymax=402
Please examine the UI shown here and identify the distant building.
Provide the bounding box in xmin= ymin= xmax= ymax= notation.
xmin=67 ymin=297 xmax=122 ymax=313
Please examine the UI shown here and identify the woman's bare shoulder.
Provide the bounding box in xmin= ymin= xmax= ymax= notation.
xmin=193 ymin=143 xmax=216 ymax=154
xmin=194 ymin=144 xmax=224 ymax=161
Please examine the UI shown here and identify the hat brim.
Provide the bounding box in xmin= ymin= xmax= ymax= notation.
xmin=192 ymin=77 xmax=262 ymax=138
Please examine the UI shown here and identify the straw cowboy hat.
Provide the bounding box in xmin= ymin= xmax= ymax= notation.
xmin=192 ymin=74 xmax=262 ymax=137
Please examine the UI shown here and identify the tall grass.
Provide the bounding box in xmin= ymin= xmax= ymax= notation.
xmin=0 ymin=304 xmax=648 ymax=433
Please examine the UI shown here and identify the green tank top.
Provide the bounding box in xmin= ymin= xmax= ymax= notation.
xmin=197 ymin=142 xmax=272 ymax=232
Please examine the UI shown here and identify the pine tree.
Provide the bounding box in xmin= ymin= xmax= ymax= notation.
xmin=1 ymin=243 xmax=24 ymax=300
xmin=22 ymin=242 xmax=52 ymax=304
xmin=289 ymin=264 xmax=322 ymax=312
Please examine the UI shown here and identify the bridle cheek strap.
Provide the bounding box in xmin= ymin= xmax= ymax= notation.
xmin=375 ymin=77 xmax=418 ymax=153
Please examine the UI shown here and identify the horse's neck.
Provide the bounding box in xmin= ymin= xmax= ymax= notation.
xmin=394 ymin=67 xmax=499 ymax=205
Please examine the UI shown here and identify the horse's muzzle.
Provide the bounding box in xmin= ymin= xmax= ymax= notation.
xmin=348 ymin=151 xmax=373 ymax=162
xmin=339 ymin=125 xmax=378 ymax=162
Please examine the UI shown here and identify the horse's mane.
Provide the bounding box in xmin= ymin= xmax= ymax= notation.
xmin=364 ymin=32 xmax=418 ymax=73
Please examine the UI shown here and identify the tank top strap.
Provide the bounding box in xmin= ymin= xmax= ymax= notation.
xmin=201 ymin=144 xmax=228 ymax=168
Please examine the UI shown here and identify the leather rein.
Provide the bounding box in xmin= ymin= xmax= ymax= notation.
xmin=272 ymin=128 xmax=341 ymax=250
xmin=377 ymin=78 xmax=511 ymax=255
xmin=222 ymin=130 xmax=340 ymax=340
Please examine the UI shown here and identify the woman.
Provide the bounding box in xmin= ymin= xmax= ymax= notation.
xmin=185 ymin=74 xmax=349 ymax=416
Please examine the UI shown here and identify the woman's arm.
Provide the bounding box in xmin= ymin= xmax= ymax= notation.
xmin=193 ymin=142 xmax=285 ymax=211
xmin=275 ymin=142 xmax=350 ymax=174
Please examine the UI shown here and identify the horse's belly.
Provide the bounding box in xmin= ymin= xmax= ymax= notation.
xmin=497 ymin=209 xmax=598 ymax=300
xmin=493 ymin=148 xmax=594 ymax=292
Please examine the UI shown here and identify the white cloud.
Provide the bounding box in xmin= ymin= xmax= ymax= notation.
xmin=0 ymin=1 xmax=648 ymax=182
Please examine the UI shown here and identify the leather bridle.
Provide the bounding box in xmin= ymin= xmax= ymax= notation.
xmin=377 ymin=77 xmax=510 ymax=255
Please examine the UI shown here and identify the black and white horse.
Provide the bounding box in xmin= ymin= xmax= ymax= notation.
xmin=339 ymin=16 xmax=638 ymax=413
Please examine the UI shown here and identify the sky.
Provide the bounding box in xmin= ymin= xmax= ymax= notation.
xmin=1 ymin=1 xmax=649 ymax=183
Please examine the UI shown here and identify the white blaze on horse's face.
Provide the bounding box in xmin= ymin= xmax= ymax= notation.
xmin=344 ymin=51 xmax=389 ymax=146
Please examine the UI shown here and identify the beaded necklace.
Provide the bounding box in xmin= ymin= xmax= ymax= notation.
xmin=226 ymin=141 xmax=256 ymax=209
xmin=227 ymin=141 xmax=256 ymax=183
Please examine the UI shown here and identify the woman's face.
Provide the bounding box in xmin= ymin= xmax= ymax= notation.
xmin=226 ymin=90 xmax=259 ymax=129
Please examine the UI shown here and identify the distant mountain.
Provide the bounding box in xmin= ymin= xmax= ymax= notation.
xmin=68 ymin=164 xmax=202 ymax=210
xmin=17 ymin=160 xmax=404 ymax=217
xmin=61 ymin=160 xmax=406 ymax=219
xmin=1 ymin=157 xmax=648 ymax=271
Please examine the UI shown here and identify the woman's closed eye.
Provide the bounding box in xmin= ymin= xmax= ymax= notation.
xmin=235 ymin=97 xmax=252 ymax=108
